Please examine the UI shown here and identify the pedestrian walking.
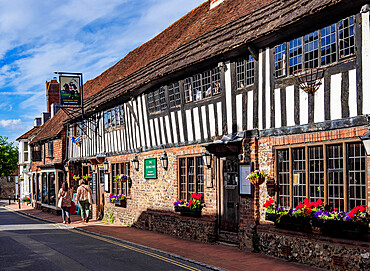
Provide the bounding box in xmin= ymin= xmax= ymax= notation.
xmin=76 ymin=179 xmax=92 ymax=223
xmin=57 ymin=182 xmax=73 ymax=224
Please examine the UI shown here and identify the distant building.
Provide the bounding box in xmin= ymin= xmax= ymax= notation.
xmin=0 ymin=168 xmax=18 ymax=199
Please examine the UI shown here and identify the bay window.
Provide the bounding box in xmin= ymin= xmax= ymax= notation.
xmin=276 ymin=142 xmax=366 ymax=212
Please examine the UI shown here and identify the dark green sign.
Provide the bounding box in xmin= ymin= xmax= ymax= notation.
xmin=90 ymin=173 xmax=97 ymax=203
xmin=144 ymin=158 xmax=157 ymax=179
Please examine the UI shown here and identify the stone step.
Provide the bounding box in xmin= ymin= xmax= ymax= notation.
xmin=218 ymin=230 xmax=239 ymax=244
xmin=216 ymin=240 xmax=239 ymax=248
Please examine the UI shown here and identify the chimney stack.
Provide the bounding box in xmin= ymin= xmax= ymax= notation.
xmin=46 ymin=78 xmax=60 ymax=113
xmin=41 ymin=112 xmax=51 ymax=125
xmin=51 ymin=103 xmax=61 ymax=118
xmin=34 ymin=117 xmax=42 ymax=127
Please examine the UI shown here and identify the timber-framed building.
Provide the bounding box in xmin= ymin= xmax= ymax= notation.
xmin=58 ymin=0 xmax=369 ymax=268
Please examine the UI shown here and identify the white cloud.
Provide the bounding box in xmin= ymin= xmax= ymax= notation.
xmin=0 ymin=0 xmax=205 ymax=140
xmin=0 ymin=102 xmax=12 ymax=111
xmin=0 ymin=119 xmax=22 ymax=130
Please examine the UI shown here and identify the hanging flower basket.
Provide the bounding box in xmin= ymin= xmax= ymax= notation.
xmin=249 ymin=177 xmax=265 ymax=186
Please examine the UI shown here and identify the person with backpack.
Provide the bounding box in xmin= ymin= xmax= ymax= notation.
xmin=57 ymin=182 xmax=73 ymax=224
xmin=76 ymin=179 xmax=92 ymax=223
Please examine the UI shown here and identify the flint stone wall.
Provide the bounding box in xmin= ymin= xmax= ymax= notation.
xmin=133 ymin=209 xmax=217 ymax=243
xmin=256 ymin=224 xmax=370 ymax=271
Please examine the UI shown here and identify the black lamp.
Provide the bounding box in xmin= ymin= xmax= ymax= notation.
xmin=103 ymin=160 xmax=109 ymax=171
xmin=64 ymin=162 xmax=69 ymax=172
xmin=202 ymin=150 xmax=212 ymax=168
xmin=160 ymin=151 xmax=168 ymax=170
xmin=132 ymin=155 xmax=139 ymax=171
xmin=360 ymin=129 xmax=370 ymax=156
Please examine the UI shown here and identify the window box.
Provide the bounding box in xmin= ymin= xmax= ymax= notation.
xmin=265 ymin=212 xmax=279 ymax=222
xmin=174 ymin=206 xmax=202 ymax=218
xmin=275 ymin=215 xmax=312 ymax=233
xmin=111 ymin=198 xmax=127 ymax=208
xmin=319 ymin=219 xmax=368 ymax=240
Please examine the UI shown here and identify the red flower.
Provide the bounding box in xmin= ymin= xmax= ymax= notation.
xmin=303 ymin=198 xmax=309 ymax=204
xmin=296 ymin=202 xmax=304 ymax=210
xmin=316 ymin=199 xmax=323 ymax=206
xmin=348 ymin=212 xmax=354 ymax=218
xmin=334 ymin=208 xmax=338 ymax=212
xmin=359 ymin=205 xmax=366 ymax=212
xmin=306 ymin=208 xmax=312 ymax=215
xmin=306 ymin=202 xmax=313 ymax=208
xmin=109 ymin=193 xmax=113 ymax=197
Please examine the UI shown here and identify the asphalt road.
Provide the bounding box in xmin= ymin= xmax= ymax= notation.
xmin=0 ymin=204 xmax=214 ymax=271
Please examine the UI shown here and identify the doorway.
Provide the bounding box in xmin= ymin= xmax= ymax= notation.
xmin=219 ymin=156 xmax=240 ymax=232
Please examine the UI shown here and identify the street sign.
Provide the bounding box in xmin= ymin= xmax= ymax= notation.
xmin=144 ymin=158 xmax=157 ymax=179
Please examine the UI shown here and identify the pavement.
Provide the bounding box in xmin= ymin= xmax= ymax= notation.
xmin=2 ymin=201 xmax=322 ymax=271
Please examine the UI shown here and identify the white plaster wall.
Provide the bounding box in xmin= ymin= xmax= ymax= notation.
xmin=275 ymin=88 xmax=281 ymax=128
xmin=247 ymin=90 xmax=254 ymax=130
xmin=314 ymin=80 xmax=325 ymax=123
xmin=236 ymin=93 xmax=243 ymax=131
xmin=330 ymin=73 xmax=342 ymax=120
xmin=225 ymin=61 xmax=233 ymax=134
xmin=300 ymin=89 xmax=309 ymax=125
xmin=348 ymin=69 xmax=357 ymax=117
xmin=286 ymin=85 xmax=295 ymax=126
xmin=362 ymin=11 xmax=370 ymax=115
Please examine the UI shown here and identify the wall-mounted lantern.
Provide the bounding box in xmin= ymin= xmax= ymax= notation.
xmin=64 ymin=163 xmax=69 ymax=172
xmin=360 ymin=129 xmax=370 ymax=156
xmin=202 ymin=150 xmax=212 ymax=168
xmin=103 ymin=160 xmax=109 ymax=171
xmin=132 ymin=155 xmax=139 ymax=171
xmin=160 ymin=151 xmax=168 ymax=170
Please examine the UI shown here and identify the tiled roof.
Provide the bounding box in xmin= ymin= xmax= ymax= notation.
xmin=16 ymin=126 xmax=42 ymax=141
xmin=68 ymin=0 xmax=366 ymax=119
xmin=30 ymin=109 xmax=67 ymax=144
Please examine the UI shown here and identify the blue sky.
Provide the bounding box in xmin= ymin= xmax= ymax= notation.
xmin=0 ymin=0 xmax=205 ymax=143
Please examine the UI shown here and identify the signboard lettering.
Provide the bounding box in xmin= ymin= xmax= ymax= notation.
xmin=144 ymin=158 xmax=157 ymax=179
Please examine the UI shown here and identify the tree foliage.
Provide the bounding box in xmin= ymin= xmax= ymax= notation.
xmin=0 ymin=136 xmax=18 ymax=177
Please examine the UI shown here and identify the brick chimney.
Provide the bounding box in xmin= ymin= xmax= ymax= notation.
xmin=46 ymin=78 xmax=60 ymax=113
xmin=210 ymin=0 xmax=225 ymax=9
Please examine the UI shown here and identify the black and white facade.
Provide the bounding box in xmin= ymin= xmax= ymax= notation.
xmin=64 ymin=0 xmax=370 ymax=251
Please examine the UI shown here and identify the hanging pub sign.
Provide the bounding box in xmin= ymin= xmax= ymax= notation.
xmin=144 ymin=158 xmax=157 ymax=179
xmin=59 ymin=76 xmax=81 ymax=105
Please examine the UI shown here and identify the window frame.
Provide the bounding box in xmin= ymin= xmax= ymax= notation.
xmin=274 ymin=139 xmax=367 ymax=212
xmin=110 ymin=162 xmax=131 ymax=197
xmin=47 ymin=141 xmax=54 ymax=159
xmin=178 ymin=155 xmax=205 ymax=201
xmin=236 ymin=54 xmax=255 ymax=89
xmin=274 ymin=15 xmax=356 ymax=78
xmin=103 ymin=106 xmax=126 ymax=130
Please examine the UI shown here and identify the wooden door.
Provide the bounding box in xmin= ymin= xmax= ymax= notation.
xmin=220 ymin=156 xmax=240 ymax=232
